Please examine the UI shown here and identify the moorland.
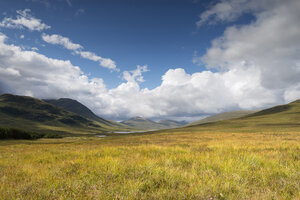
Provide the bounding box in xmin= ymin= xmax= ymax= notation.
xmin=0 ymin=94 xmax=299 ymax=199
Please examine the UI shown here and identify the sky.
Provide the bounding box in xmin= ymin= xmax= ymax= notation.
xmin=0 ymin=0 xmax=300 ymax=122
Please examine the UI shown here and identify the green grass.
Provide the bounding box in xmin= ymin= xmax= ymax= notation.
xmin=0 ymin=127 xmax=62 ymax=140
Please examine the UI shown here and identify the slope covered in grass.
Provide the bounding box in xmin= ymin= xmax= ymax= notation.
xmin=0 ymin=127 xmax=61 ymax=139
xmin=184 ymin=99 xmax=300 ymax=133
xmin=44 ymin=98 xmax=125 ymax=128
xmin=189 ymin=110 xmax=258 ymax=126
xmin=0 ymin=94 xmax=129 ymax=135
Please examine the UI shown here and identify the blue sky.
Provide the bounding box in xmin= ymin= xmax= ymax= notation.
xmin=0 ymin=0 xmax=247 ymax=89
xmin=0 ymin=0 xmax=299 ymax=121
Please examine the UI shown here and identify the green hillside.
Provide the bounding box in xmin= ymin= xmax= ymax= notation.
xmin=189 ymin=110 xmax=258 ymax=126
xmin=0 ymin=94 xmax=127 ymax=135
xmin=181 ymin=99 xmax=300 ymax=133
xmin=44 ymin=98 xmax=126 ymax=128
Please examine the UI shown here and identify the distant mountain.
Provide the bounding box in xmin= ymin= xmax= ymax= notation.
xmin=121 ymin=116 xmax=186 ymax=130
xmin=189 ymin=110 xmax=258 ymax=126
xmin=0 ymin=94 xmax=126 ymax=135
xmin=157 ymin=120 xmax=187 ymax=128
xmin=44 ymin=98 xmax=123 ymax=127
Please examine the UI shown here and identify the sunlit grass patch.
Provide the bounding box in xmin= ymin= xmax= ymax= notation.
xmin=0 ymin=131 xmax=299 ymax=199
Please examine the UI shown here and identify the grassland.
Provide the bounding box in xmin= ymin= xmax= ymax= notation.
xmin=0 ymin=129 xmax=299 ymax=199
xmin=0 ymin=99 xmax=299 ymax=199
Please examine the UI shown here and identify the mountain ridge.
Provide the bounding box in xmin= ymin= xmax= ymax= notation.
xmin=0 ymin=94 xmax=128 ymax=134
xmin=121 ymin=116 xmax=187 ymax=130
xmin=44 ymin=98 xmax=124 ymax=127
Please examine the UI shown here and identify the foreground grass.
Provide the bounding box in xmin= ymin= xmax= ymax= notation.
xmin=0 ymin=130 xmax=299 ymax=199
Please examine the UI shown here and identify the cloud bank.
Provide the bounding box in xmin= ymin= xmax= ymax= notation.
xmin=0 ymin=0 xmax=300 ymax=121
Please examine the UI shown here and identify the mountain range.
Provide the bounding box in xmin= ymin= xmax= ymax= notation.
xmin=44 ymin=98 xmax=123 ymax=127
xmin=1 ymin=93 xmax=300 ymax=136
xmin=0 ymin=94 xmax=127 ymax=135
xmin=121 ymin=117 xmax=187 ymax=130
xmin=0 ymin=94 xmax=187 ymax=134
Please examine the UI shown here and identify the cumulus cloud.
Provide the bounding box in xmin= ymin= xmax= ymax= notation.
xmin=0 ymin=9 xmax=50 ymax=31
xmin=0 ymin=0 xmax=300 ymax=121
xmin=0 ymin=33 xmax=282 ymax=121
xmin=0 ymin=32 xmax=106 ymax=99
xmin=42 ymin=33 xmax=118 ymax=71
xmin=123 ymin=65 xmax=148 ymax=83
xmin=196 ymin=0 xmax=300 ymax=102
xmin=196 ymin=0 xmax=284 ymax=27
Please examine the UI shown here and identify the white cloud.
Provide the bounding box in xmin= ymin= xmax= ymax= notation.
xmin=41 ymin=33 xmax=82 ymax=51
xmin=42 ymin=34 xmax=118 ymax=71
xmin=0 ymin=33 xmax=283 ymax=121
xmin=0 ymin=32 xmax=106 ymax=99
xmin=0 ymin=68 xmax=21 ymax=77
xmin=195 ymin=0 xmax=300 ymax=101
xmin=31 ymin=47 xmax=39 ymax=51
xmin=20 ymin=35 xmax=24 ymax=39
xmin=123 ymin=65 xmax=148 ymax=83
xmin=196 ymin=0 xmax=284 ymax=27
xmin=0 ymin=9 xmax=50 ymax=31
xmin=76 ymin=50 xmax=118 ymax=71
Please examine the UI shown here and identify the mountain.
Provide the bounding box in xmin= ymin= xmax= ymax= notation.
xmin=44 ymin=98 xmax=123 ymax=127
xmin=121 ymin=117 xmax=165 ymax=130
xmin=189 ymin=110 xmax=258 ymax=126
xmin=157 ymin=120 xmax=187 ymax=128
xmin=0 ymin=94 xmax=126 ymax=135
xmin=121 ymin=117 xmax=186 ymax=130
xmin=184 ymin=99 xmax=300 ymax=132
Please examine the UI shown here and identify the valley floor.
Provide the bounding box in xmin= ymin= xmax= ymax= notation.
xmin=0 ymin=130 xmax=299 ymax=199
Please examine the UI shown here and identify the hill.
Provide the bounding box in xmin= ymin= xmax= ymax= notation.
xmin=182 ymin=99 xmax=300 ymax=133
xmin=157 ymin=119 xmax=187 ymax=128
xmin=0 ymin=94 xmax=127 ymax=135
xmin=121 ymin=117 xmax=166 ymax=130
xmin=121 ymin=117 xmax=187 ymax=130
xmin=44 ymin=98 xmax=124 ymax=127
xmin=189 ymin=110 xmax=258 ymax=126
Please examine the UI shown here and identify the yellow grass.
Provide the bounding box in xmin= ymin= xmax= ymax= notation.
xmin=0 ymin=130 xmax=299 ymax=199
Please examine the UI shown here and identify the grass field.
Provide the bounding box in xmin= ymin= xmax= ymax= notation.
xmin=0 ymin=128 xmax=299 ymax=199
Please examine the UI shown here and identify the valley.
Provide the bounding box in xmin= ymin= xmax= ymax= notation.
xmin=0 ymin=94 xmax=299 ymax=199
